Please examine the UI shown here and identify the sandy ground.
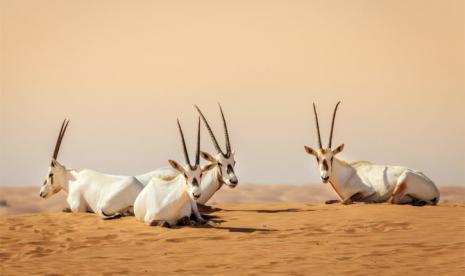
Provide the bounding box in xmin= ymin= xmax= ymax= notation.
xmin=0 ymin=203 xmax=464 ymax=275
xmin=0 ymin=185 xmax=464 ymax=275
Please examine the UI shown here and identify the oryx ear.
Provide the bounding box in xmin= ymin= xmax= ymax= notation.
xmin=168 ymin=160 xmax=187 ymax=175
xmin=202 ymin=163 xmax=217 ymax=172
xmin=304 ymin=146 xmax=317 ymax=156
xmin=51 ymin=159 xmax=65 ymax=169
xmin=333 ymin=144 xmax=345 ymax=155
xmin=200 ymin=151 xmax=216 ymax=163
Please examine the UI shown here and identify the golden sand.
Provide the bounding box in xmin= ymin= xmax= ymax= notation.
xmin=1 ymin=202 xmax=464 ymax=275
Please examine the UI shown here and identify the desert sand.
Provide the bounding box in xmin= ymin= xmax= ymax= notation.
xmin=1 ymin=185 xmax=464 ymax=275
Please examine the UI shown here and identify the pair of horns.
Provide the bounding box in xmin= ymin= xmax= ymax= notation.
xmin=195 ymin=103 xmax=231 ymax=157
xmin=177 ymin=118 xmax=201 ymax=170
xmin=52 ymin=119 xmax=70 ymax=161
xmin=313 ymin=101 xmax=340 ymax=149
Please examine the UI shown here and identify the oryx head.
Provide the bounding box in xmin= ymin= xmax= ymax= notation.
xmin=195 ymin=104 xmax=238 ymax=188
xmin=169 ymin=118 xmax=216 ymax=201
xmin=304 ymin=102 xmax=344 ymax=183
xmin=40 ymin=119 xmax=69 ymax=199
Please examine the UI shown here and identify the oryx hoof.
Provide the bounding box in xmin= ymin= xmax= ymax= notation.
xmin=412 ymin=200 xmax=427 ymax=207
xmin=325 ymin=200 xmax=340 ymax=205
xmin=160 ymin=221 xmax=171 ymax=228
xmin=62 ymin=207 xmax=72 ymax=213
xmin=178 ymin=216 xmax=191 ymax=226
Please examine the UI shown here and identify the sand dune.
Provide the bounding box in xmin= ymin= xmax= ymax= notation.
xmin=1 ymin=203 xmax=464 ymax=275
xmin=1 ymin=185 xmax=464 ymax=274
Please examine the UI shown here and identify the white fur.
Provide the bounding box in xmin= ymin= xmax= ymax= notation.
xmin=135 ymin=152 xmax=237 ymax=205
xmin=305 ymin=147 xmax=440 ymax=205
xmin=39 ymin=161 xmax=144 ymax=219
xmin=134 ymin=163 xmax=208 ymax=226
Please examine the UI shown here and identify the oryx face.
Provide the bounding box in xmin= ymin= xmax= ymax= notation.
xmin=201 ymin=151 xmax=238 ymax=187
xmin=217 ymin=153 xmax=238 ymax=187
xmin=304 ymin=146 xmax=344 ymax=183
xmin=304 ymin=102 xmax=343 ymax=184
xmin=39 ymin=160 xmax=65 ymax=198
xmin=168 ymin=161 xmax=216 ymax=200
xmin=170 ymin=118 xmax=215 ymax=200
xmin=40 ymin=119 xmax=69 ymax=199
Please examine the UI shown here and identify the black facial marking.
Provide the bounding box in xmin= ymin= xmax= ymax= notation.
xmin=322 ymin=160 xmax=329 ymax=170
xmin=192 ymin=178 xmax=199 ymax=187
xmin=227 ymin=165 xmax=234 ymax=174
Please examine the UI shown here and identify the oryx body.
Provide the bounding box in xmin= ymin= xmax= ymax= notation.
xmin=304 ymin=103 xmax=440 ymax=205
xmin=39 ymin=120 xmax=144 ymax=219
xmin=134 ymin=118 xmax=215 ymax=226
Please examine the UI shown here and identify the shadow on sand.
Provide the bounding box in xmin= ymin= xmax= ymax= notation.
xmin=218 ymin=208 xmax=314 ymax=213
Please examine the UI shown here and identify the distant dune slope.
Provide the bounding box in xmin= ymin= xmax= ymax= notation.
xmin=0 ymin=185 xmax=463 ymax=216
xmin=0 ymin=204 xmax=464 ymax=275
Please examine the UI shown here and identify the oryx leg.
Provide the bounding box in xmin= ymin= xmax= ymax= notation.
xmin=190 ymin=199 xmax=205 ymax=223
xmin=97 ymin=193 xmax=134 ymax=219
xmin=391 ymin=172 xmax=439 ymax=206
xmin=97 ymin=201 xmax=124 ymax=219
xmin=67 ymin=193 xmax=88 ymax=213
xmin=147 ymin=220 xmax=171 ymax=228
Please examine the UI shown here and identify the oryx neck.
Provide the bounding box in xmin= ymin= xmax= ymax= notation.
xmin=195 ymin=166 xmax=222 ymax=204
xmin=59 ymin=169 xmax=78 ymax=193
xmin=328 ymin=158 xmax=356 ymax=201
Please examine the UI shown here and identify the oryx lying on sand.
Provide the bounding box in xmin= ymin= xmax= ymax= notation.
xmin=135 ymin=103 xmax=238 ymax=206
xmin=304 ymin=102 xmax=440 ymax=206
xmin=39 ymin=120 xmax=144 ymax=219
xmin=134 ymin=118 xmax=216 ymax=227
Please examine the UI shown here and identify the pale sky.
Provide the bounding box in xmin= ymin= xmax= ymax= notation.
xmin=1 ymin=0 xmax=464 ymax=186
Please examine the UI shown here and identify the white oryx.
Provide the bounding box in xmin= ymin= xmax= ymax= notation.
xmin=39 ymin=120 xmax=144 ymax=219
xmin=134 ymin=118 xmax=216 ymax=227
xmin=135 ymin=103 xmax=238 ymax=206
xmin=193 ymin=104 xmax=238 ymax=204
xmin=304 ymin=102 xmax=440 ymax=206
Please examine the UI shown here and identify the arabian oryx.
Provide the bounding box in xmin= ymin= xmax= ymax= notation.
xmin=193 ymin=104 xmax=238 ymax=205
xmin=304 ymin=102 xmax=440 ymax=206
xmin=135 ymin=103 xmax=238 ymax=206
xmin=39 ymin=120 xmax=144 ymax=219
xmin=134 ymin=118 xmax=216 ymax=227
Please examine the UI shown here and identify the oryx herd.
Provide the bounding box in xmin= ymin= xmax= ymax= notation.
xmin=39 ymin=103 xmax=440 ymax=227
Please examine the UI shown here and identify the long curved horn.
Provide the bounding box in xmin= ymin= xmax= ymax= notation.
xmin=195 ymin=105 xmax=225 ymax=156
xmin=177 ymin=119 xmax=192 ymax=168
xmin=328 ymin=101 xmax=341 ymax=148
xmin=312 ymin=103 xmax=323 ymax=149
xmin=218 ymin=103 xmax=231 ymax=156
xmin=195 ymin=117 xmax=200 ymax=166
xmin=52 ymin=119 xmax=70 ymax=160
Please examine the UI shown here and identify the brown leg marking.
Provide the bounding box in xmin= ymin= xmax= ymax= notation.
xmin=391 ymin=182 xmax=407 ymax=204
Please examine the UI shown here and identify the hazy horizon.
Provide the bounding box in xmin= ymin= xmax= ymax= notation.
xmin=1 ymin=0 xmax=464 ymax=187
